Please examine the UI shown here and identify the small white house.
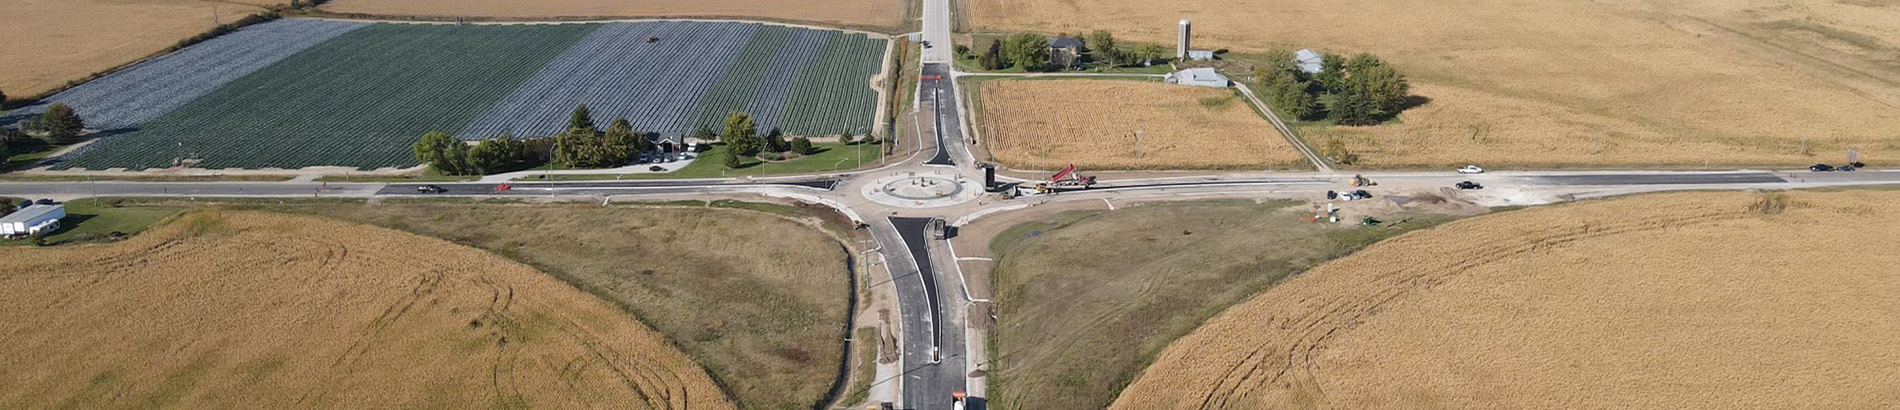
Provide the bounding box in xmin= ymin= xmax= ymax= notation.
xmin=1294 ymin=49 xmax=1325 ymax=74
xmin=0 ymin=204 xmax=64 ymax=237
xmin=1166 ymin=67 xmax=1230 ymax=88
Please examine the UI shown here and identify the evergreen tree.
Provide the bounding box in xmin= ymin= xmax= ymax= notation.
xmin=567 ymin=104 xmax=596 ymax=133
xmin=980 ymin=39 xmax=1005 ymax=70
xmin=1315 ymin=53 xmax=1348 ymax=93
xmin=692 ymin=123 xmax=717 ymax=142
xmin=764 ymin=127 xmax=788 ymax=153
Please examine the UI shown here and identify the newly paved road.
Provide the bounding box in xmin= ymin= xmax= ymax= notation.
xmin=922 ymin=64 xmax=958 ymax=167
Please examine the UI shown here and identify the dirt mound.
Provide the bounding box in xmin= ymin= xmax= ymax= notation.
xmin=0 ymin=211 xmax=730 ymax=409
xmin=1115 ymin=190 xmax=1900 ymax=408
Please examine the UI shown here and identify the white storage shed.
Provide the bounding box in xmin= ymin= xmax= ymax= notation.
xmin=0 ymin=204 xmax=64 ymax=237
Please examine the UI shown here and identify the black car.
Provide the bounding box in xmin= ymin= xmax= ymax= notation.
xmin=416 ymin=184 xmax=447 ymax=194
xmin=1810 ymin=163 xmax=1834 ymax=172
xmin=1837 ymin=165 xmax=1856 ymax=172
xmin=649 ymin=165 xmax=666 ymax=172
xmin=1455 ymin=181 xmax=1483 ymax=190
xmin=34 ymin=198 xmax=57 ymax=205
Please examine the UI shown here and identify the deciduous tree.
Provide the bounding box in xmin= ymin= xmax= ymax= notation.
xmin=413 ymin=131 xmax=474 ymax=175
xmin=1086 ymin=30 xmax=1119 ymax=67
xmin=790 ymin=136 xmax=812 ymax=155
xmin=1002 ymin=34 xmax=1051 ymax=72
xmin=722 ymin=112 xmax=759 ymax=156
xmin=41 ymin=103 xmax=85 ymax=144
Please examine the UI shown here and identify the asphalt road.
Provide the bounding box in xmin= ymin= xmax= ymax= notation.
xmin=881 ymin=217 xmax=969 ymax=410
xmin=1528 ymin=173 xmax=1786 ymax=185
xmin=923 ymin=64 xmax=958 ymax=167
xmin=377 ymin=179 xmax=839 ymax=196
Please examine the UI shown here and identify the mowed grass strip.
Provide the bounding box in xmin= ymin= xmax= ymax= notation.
xmin=278 ymin=203 xmax=853 ymax=410
xmin=0 ymin=211 xmax=729 ymax=409
xmin=58 ymin=23 xmax=597 ymax=171
xmin=987 ymin=200 xmax=1453 ymax=410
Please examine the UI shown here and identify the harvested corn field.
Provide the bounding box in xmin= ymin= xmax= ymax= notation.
xmin=1114 ymin=190 xmax=1900 ymax=409
xmin=320 ymin=0 xmax=904 ymax=29
xmin=0 ymin=211 xmax=730 ymax=409
xmin=972 ymin=0 xmax=1900 ymax=168
xmin=975 ymin=79 xmax=1306 ymax=170
xmin=0 ymin=0 xmax=269 ymax=98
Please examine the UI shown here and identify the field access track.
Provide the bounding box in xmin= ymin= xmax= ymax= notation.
xmin=0 ymin=20 xmax=367 ymax=131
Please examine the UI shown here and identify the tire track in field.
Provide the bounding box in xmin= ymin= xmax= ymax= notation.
xmin=1114 ymin=201 xmax=1752 ymax=409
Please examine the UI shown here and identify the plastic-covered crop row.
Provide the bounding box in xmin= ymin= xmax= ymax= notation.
xmin=1 ymin=20 xmax=368 ymax=131
xmin=56 ymin=23 xmax=594 ymax=170
xmin=776 ymin=33 xmax=886 ymax=136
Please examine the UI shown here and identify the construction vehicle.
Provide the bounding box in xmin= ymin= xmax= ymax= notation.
xmin=1350 ymin=174 xmax=1376 ymax=187
xmin=1035 ymin=164 xmax=1097 ymax=193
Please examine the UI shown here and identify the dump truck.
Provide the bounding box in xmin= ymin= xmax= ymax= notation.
xmin=1035 ymin=164 xmax=1097 ymax=193
xmin=0 ymin=203 xmax=64 ymax=237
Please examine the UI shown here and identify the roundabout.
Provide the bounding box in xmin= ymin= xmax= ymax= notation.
xmin=860 ymin=171 xmax=985 ymax=208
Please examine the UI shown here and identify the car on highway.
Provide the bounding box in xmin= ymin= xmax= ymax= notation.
xmin=1458 ymin=165 xmax=1485 ymax=174
xmin=1837 ymin=165 xmax=1856 ymax=172
xmin=416 ymin=184 xmax=446 ymax=194
xmin=1455 ymin=181 xmax=1484 ymax=190
xmin=1810 ymin=164 xmax=1834 ymax=172
xmin=649 ymin=165 xmax=666 ymax=172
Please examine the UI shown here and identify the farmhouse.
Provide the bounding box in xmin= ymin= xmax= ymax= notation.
xmin=1049 ymin=35 xmax=1083 ymax=69
xmin=1166 ymin=67 xmax=1230 ymax=88
xmin=1294 ymin=49 xmax=1324 ymax=74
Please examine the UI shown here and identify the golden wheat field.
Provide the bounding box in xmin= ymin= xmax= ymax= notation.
xmin=0 ymin=0 xmax=267 ymax=98
xmin=0 ymin=211 xmax=730 ymax=409
xmin=1112 ymin=190 xmax=1900 ymax=409
xmin=972 ymin=0 xmax=1900 ymax=168
xmin=321 ymin=0 xmax=903 ymax=28
xmin=975 ymin=79 xmax=1307 ymax=170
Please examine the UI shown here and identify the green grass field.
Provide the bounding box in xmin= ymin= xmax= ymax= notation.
xmin=521 ymin=141 xmax=883 ymax=181
xmin=986 ymin=200 xmax=1456 ymax=410
xmin=0 ymin=199 xmax=183 ymax=246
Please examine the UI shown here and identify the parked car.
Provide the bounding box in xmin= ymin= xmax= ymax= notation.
xmin=1338 ymin=190 xmax=1375 ymax=201
xmin=1457 ymin=165 xmax=1484 ymax=174
xmin=33 ymin=198 xmax=56 ymax=205
xmin=1455 ymin=181 xmax=1484 ymax=190
xmin=1810 ymin=163 xmax=1834 ymax=172
xmin=649 ymin=166 xmax=666 ymax=172
xmin=1837 ymin=165 xmax=1856 ymax=172
xmin=416 ymin=185 xmax=446 ymax=194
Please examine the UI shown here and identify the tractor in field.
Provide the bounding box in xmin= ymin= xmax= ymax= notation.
xmin=1035 ymin=164 xmax=1097 ymax=194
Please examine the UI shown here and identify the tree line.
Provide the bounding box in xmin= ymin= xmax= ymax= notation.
xmin=971 ymin=30 xmax=1166 ymax=72
xmin=1 ymin=102 xmax=86 ymax=164
xmin=1252 ymin=50 xmax=1410 ymax=126
xmin=415 ymin=105 xmax=878 ymax=175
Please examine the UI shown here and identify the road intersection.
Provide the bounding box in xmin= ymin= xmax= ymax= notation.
xmin=6 ymin=4 xmax=1900 ymax=407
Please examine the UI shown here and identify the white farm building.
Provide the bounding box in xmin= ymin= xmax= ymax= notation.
xmin=1166 ymin=67 xmax=1230 ymax=88
xmin=0 ymin=204 xmax=64 ymax=237
xmin=1294 ymin=49 xmax=1325 ymax=74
